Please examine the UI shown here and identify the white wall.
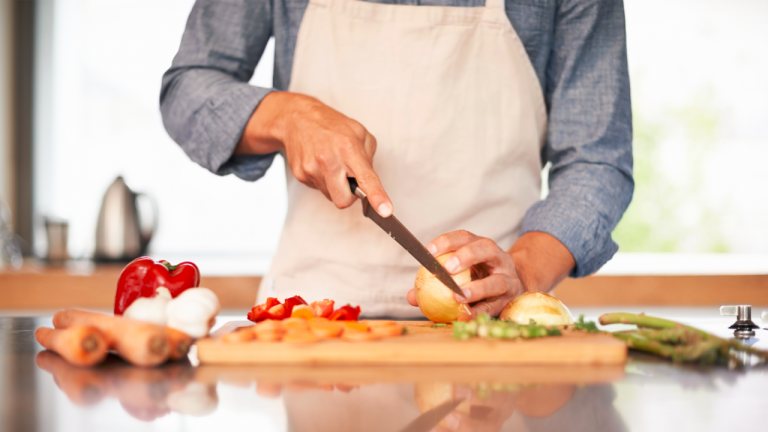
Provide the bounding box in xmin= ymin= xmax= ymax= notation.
xmin=0 ymin=0 xmax=13 ymax=212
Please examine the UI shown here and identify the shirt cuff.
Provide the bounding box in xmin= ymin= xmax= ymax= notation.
xmin=216 ymin=153 xmax=278 ymax=182
xmin=520 ymin=196 xmax=619 ymax=278
xmin=202 ymin=83 xmax=276 ymax=181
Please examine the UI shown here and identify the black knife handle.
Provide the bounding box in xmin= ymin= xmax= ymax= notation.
xmin=347 ymin=177 xmax=359 ymax=195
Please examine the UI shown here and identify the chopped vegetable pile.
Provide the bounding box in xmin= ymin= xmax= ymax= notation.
xmin=451 ymin=313 xmax=584 ymax=340
xmin=247 ymin=296 xmax=361 ymax=322
xmin=223 ymin=318 xmax=404 ymax=344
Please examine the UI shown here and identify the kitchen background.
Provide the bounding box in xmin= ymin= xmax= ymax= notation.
xmin=0 ymin=0 xmax=767 ymax=274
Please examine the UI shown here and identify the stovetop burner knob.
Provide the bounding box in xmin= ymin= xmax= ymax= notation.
xmin=720 ymin=305 xmax=759 ymax=339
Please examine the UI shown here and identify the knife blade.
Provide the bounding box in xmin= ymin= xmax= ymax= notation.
xmin=347 ymin=178 xmax=465 ymax=299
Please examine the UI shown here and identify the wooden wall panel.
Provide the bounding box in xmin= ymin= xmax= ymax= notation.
xmin=552 ymin=275 xmax=768 ymax=307
xmin=1 ymin=265 xmax=767 ymax=310
xmin=0 ymin=265 xmax=261 ymax=311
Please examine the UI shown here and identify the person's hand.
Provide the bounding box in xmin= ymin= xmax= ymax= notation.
xmin=236 ymin=92 xmax=393 ymax=216
xmin=406 ymin=230 xmax=525 ymax=318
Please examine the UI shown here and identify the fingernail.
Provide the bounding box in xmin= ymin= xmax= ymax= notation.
xmin=461 ymin=289 xmax=472 ymax=300
xmin=427 ymin=244 xmax=437 ymax=255
xmin=377 ymin=202 xmax=392 ymax=217
xmin=445 ymin=257 xmax=459 ymax=272
xmin=445 ymin=412 xmax=460 ymax=430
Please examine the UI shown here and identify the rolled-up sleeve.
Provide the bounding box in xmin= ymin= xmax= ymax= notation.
xmin=160 ymin=0 xmax=277 ymax=181
xmin=520 ymin=0 xmax=634 ymax=277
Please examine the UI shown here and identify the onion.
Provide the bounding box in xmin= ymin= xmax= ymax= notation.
xmin=414 ymin=253 xmax=472 ymax=323
xmin=499 ymin=291 xmax=573 ymax=326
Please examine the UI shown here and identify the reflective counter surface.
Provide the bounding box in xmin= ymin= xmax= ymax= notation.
xmin=1 ymin=309 xmax=766 ymax=432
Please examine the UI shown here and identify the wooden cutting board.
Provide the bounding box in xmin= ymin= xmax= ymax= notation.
xmin=196 ymin=321 xmax=627 ymax=365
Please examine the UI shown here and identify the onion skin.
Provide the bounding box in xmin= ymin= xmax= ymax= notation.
xmin=499 ymin=291 xmax=573 ymax=326
xmin=414 ymin=253 xmax=472 ymax=323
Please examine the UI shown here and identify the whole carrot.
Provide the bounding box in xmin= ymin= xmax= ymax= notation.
xmin=35 ymin=325 xmax=108 ymax=367
xmin=53 ymin=309 xmax=170 ymax=367
xmin=165 ymin=327 xmax=192 ymax=360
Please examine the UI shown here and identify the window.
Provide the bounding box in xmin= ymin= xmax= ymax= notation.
xmin=35 ymin=0 xmax=285 ymax=272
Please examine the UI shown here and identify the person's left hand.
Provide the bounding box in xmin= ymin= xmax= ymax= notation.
xmin=406 ymin=230 xmax=525 ymax=318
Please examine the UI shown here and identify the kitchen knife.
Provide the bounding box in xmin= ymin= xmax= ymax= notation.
xmin=347 ymin=177 xmax=465 ymax=299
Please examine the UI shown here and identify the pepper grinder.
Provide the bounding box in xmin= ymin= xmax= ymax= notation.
xmin=720 ymin=305 xmax=759 ymax=339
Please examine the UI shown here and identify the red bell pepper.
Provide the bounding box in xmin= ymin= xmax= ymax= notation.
xmin=329 ymin=304 xmax=361 ymax=321
xmin=113 ymin=257 xmax=200 ymax=315
xmin=310 ymin=299 xmax=335 ymax=318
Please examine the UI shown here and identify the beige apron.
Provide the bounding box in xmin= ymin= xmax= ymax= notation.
xmin=258 ymin=0 xmax=547 ymax=318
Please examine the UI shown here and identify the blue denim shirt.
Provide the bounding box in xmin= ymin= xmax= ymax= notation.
xmin=160 ymin=0 xmax=633 ymax=278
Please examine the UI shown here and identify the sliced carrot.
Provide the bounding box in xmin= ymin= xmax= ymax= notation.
xmin=256 ymin=319 xmax=283 ymax=332
xmin=342 ymin=330 xmax=379 ymax=342
xmin=308 ymin=318 xmax=338 ymax=328
xmin=222 ymin=327 xmax=257 ymax=343
xmin=283 ymin=330 xmax=318 ymax=344
xmin=282 ymin=317 xmax=309 ymax=330
xmin=361 ymin=320 xmax=396 ymax=328
xmin=370 ymin=324 xmax=405 ymax=338
xmin=310 ymin=325 xmax=343 ymax=339
xmin=290 ymin=305 xmax=316 ymax=320
xmin=35 ymin=325 xmax=108 ymax=367
xmin=255 ymin=329 xmax=283 ymax=342
xmin=344 ymin=321 xmax=369 ymax=332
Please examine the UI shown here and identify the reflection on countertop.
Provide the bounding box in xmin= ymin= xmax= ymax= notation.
xmin=1 ymin=315 xmax=767 ymax=432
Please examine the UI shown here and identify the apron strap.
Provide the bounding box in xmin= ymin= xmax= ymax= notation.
xmin=485 ymin=0 xmax=505 ymax=9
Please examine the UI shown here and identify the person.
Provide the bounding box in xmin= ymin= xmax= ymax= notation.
xmin=161 ymin=0 xmax=633 ymax=318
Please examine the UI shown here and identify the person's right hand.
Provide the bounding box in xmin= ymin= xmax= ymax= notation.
xmin=236 ymin=92 xmax=393 ymax=217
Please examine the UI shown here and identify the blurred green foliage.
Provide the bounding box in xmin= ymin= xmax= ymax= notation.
xmin=612 ymin=93 xmax=729 ymax=252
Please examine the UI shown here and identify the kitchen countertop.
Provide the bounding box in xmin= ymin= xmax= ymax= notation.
xmin=1 ymin=308 xmax=766 ymax=432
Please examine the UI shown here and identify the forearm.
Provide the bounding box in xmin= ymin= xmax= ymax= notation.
xmin=508 ymin=231 xmax=575 ymax=293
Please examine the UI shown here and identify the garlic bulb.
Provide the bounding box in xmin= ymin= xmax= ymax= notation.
xmin=414 ymin=253 xmax=472 ymax=323
xmin=166 ymin=288 xmax=220 ymax=338
xmin=123 ymin=287 xmax=172 ymax=326
xmin=499 ymin=291 xmax=573 ymax=326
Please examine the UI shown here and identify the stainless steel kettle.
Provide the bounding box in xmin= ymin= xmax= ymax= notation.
xmin=94 ymin=176 xmax=157 ymax=262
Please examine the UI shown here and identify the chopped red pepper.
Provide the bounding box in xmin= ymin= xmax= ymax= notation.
xmin=247 ymin=297 xmax=360 ymax=322
xmin=282 ymin=295 xmax=308 ymax=317
xmin=247 ymin=304 xmax=267 ymax=322
xmin=310 ymin=300 xmax=335 ymax=318
xmin=264 ymin=297 xmax=281 ymax=309
xmin=114 ymin=257 xmax=200 ymax=315
xmin=247 ymin=297 xmax=282 ymax=322
xmin=329 ymin=304 xmax=361 ymax=321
